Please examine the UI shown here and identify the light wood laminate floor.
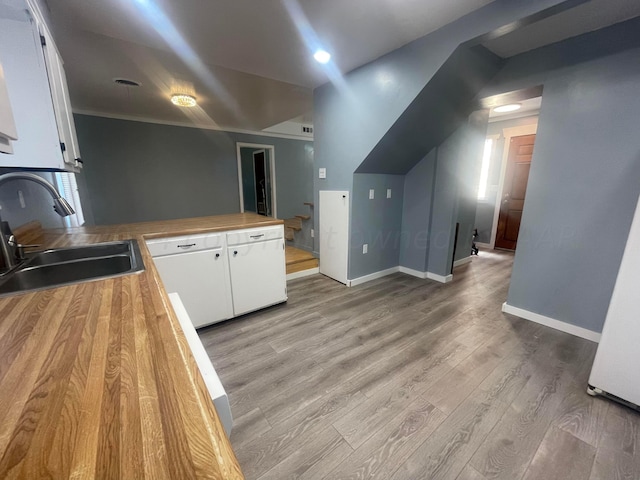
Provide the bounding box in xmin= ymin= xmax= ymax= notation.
xmin=199 ymin=250 xmax=640 ymax=480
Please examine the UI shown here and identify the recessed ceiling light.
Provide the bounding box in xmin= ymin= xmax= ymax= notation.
xmin=494 ymin=103 xmax=522 ymax=113
xmin=314 ymin=49 xmax=331 ymax=64
xmin=170 ymin=94 xmax=197 ymax=107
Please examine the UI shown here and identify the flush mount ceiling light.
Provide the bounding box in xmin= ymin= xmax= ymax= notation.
xmin=494 ymin=103 xmax=522 ymax=113
xmin=170 ymin=93 xmax=197 ymax=107
xmin=313 ymin=49 xmax=331 ymax=64
xmin=170 ymin=79 xmax=197 ymax=107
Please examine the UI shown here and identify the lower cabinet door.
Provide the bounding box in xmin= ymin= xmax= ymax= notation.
xmin=228 ymin=239 xmax=287 ymax=316
xmin=153 ymin=249 xmax=233 ymax=328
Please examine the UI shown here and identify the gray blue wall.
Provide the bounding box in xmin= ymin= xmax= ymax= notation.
xmin=350 ymin=174 xmax=404 ymax=278
xmin=454 ymin=109 xmax=488 ymax=262
xmin=483 ymin=21 xmax=640 ymax=333
xmin=400 ymin=150 xmax=436 ymax=272
xmin=313 ymin=0 xmax=567 ymax=255
xmin=74 ymin=114 xmax=314 ymax=250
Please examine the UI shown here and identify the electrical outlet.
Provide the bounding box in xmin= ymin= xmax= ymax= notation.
xmin=311 ymin=229 xmax=314 ymax=238
xmin=387 ymin=188 xmax=392 ymax=199
xmin=363 ymin=244 xmax=368 ymax=254
xmin=319 ymin=168 xmax=326 ymax=179
xmin=369 ymin=189 xmax=375 ymax=200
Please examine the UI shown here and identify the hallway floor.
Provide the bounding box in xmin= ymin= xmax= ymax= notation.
xmin=199 ymin=250 xmax=639 ymax=480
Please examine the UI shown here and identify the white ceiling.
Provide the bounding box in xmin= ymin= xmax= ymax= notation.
xmin=44 ymin=0 xmax=495 ymax=130
xmin=483 ymin=0 xmax=640 ymax=58
xmin=43 ymin=0 xmax=640 ymax=131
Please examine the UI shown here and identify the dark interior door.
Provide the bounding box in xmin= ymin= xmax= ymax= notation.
xmin=495 ymin=134 xmax=536 ymax=250
xmin=253 ymin=151 xmax=267 ymax=216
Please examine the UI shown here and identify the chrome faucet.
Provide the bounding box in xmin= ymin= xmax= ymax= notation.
xmin=0 ymin=172 xmax=75 ymax=271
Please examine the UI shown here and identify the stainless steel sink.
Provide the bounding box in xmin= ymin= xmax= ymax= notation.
xmin=27 ymin=242 xmax=133 ymax=266
xmin=0 ymin=240 xmax=145 ymax=296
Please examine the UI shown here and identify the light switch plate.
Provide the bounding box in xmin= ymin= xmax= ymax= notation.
xmin=369 ymin=189 xmax=375 ymax=199
xmin=363 ymin=244 xmax=368 ymax=254
xmin=311 ymin=229 xmax=314 ymax=238
xmin=319 ymin=168 xmax=326 ymax=179
xmin=387 ymin=188 xmax=392 ymax=199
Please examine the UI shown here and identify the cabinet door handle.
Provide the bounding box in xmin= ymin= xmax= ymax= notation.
xmin=215 ymin=253 xmax=220 ymax=258
xmin=177 ymin=243 xmax=196 ymax=249
xmin=250 ymin=234 xmax=264 ymax=239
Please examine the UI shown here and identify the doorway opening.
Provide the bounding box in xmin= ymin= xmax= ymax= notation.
xmin=236 ymin=143 xmax=277 ymax=218
xmin=474 ymin=95 xmax=542 ymax=252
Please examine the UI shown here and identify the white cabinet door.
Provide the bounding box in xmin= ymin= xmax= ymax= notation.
xmin=0 ymin=0 xmax=80 ymax=171
xmin=0 ymin=61 xmax=17 ymax=154
xmin=0 ymin=4 xmax=64 ymax=169
xmin=39 ymin=26 xmax=81 ymax=170
xmin=228 ymin=238 xmax=287 ymax=316
xmin=153 ymin=248 xmax=233 ymax=328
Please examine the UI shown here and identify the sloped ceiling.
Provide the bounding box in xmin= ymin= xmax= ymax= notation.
xmin=44 ymin=0 xmax=496 ymax=130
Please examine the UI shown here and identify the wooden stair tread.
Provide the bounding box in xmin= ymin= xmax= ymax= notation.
xmin=285 ymin=246 xmax=315 ymax=264
xmin=284 ymin=218 xmax=302 ymax=231
xmin=285 ymin=246 xmax=318 ymax=274
xmin=295 ymin=215 xmax=311 ymax=220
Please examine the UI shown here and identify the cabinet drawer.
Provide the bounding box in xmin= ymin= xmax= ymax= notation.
xmin=146 ymin=233 xmax=224 ymax=257
xmin=226 ymin=225 xmax=283 ymax=246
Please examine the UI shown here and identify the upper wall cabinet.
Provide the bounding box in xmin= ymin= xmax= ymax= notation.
xmin=0 ymin=0 xmax=81 ymax=172
xmin=0 ymin=61 xmax=18 ymax=154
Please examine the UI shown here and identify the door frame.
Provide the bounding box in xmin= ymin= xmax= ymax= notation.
xmin=488 ymin=122 xmax=538 ymax=249
xmin=236 ymin=142 xmax=277 ymax=218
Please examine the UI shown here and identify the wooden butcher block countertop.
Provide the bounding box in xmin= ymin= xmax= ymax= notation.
xmin=0 ymin=213 xmax=282 ymax=479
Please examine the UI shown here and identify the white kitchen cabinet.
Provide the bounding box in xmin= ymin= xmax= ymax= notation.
xmin=0 ymin=61 xmax=17 ymax=154
xmin=147 ymin=225 xmax=287 ymax=328
xmin=0 ymin=0 xmax=81 ymax=171
xmin=227 ymin=226 xmax=287 ymax=316
xmin=147 ymin=233 xmax=233 ymax=328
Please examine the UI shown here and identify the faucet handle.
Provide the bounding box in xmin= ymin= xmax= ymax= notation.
xmin=7 ymin=236 xmax=41 ymax=261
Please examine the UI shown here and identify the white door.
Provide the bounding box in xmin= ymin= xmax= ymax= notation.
xmin=319 ymin=190 xmax=349 ymax=284
xmin=153 ymin=248 xmax=233 ymax=328
xmin=228 ymin=239 xmax=287 ymax=316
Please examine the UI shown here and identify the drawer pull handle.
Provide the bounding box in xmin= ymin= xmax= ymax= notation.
xmin=250 ymin=234 xmax=265 ymax=239
xmin=177 ymin=243 xmax=196 ymax=249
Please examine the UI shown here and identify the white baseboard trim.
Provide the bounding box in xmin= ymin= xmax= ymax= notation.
xmin=453 ymin=256 xmax=472 ymax=268
xmin=427 ymin=272 xmax=453 ymax=284
xmin=502 ymin=303 xmax=601 ymax=343
xmin=287 ymin=267 xmax=320 ymax=281
xmin=398 ymin=266 xmax=428 ymax=279
xmin=398 ymin=266 xmax=453 ymax=283
xmin=348 ymin=267 xmax=399 ymax=287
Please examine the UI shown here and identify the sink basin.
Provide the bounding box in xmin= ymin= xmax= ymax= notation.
xmin=27 ymin=242 xmax=133 ymax=266
xmin=0 ymin=240 xmax=145 ymax=296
